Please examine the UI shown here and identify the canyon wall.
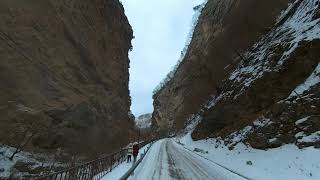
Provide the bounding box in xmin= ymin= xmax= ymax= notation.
xmin=0 ymin=0 xmax=134 ymax=158
xmin=153 ymin=0 xmax=320 ymax=149
xmin=152 ymin=0 xmax=289 ymax=133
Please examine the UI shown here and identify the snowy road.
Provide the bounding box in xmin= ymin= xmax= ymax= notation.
xmin=128 ymin=139 xmax=246 ymax=180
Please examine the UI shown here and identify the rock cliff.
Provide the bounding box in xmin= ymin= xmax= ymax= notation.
xmin=153 ymin=0 xmax=320 ymax=149
xmin=152 ymin=0 xmax=289 ymax=133
xmin=0 ymin=0 xmax=134 ymax=158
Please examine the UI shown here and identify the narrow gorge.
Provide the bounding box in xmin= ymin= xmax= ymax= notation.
xmin=1 ymin=0 xmax=320 ymax=179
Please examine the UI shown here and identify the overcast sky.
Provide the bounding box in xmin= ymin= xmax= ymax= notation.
xmin=121 ymin=0 xmax=205 ymax=116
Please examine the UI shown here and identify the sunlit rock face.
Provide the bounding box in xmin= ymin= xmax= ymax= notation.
xmin=0 ymin=0 xmax=134 ymax=158
xmin=152 ymin=0 xmax=289 ymax=134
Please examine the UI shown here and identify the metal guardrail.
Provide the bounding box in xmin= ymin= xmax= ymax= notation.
xmin=119 ymin=141 xmax=155 ymax=180
xmin=37 ymin=141 xmax=152 ymax=180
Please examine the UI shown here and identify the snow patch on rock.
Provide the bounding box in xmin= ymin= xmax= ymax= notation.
xmin=289 ymin=63 xmax=320 ymax=98
xmin=297 ymin=131 xmax=320 ymax=143
xmin=229 ymin=0 xmax=320 ymax=97
xmin=295 ymin=116 xmax=311 ymax=125
xmin=253 ymin=118 xmax=272 ymax=127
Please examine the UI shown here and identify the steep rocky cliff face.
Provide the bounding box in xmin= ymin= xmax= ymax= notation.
xmin=152 ymin=0 xmax=289 ymax=133
xmin=0 ymin=0 xmax=134 ymax=159
xmin=153 ymin=0 xmax=320 ymax=149
xmin=193 ymin=0 xmax=320 ymax=149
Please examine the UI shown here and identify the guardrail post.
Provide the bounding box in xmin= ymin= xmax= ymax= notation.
xmin=110 ymin=155 xmax=113 ymax=172
xmin=89 ymin=163 xmax=94 ymax=180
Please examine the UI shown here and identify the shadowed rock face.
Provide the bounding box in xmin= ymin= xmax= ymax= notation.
xmin=193 ymin=39 xmax=320 ymax=141
xmin=0 ymin=0 xmax=134 ymax=157
xmin=192 ymin=0 xmax=320 ymax=149
xmin=153 ymin=0 xmax=320 ymax=149
xmin=152 ymin=0 xmax=289 ymax=134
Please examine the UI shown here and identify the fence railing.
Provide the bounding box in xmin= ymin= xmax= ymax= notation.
xmin=37 ymin=140 xmax=152 ymax=180
xmin=119 ymin=141 xmax=154 ymax=180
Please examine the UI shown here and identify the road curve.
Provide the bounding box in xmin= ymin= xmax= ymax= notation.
xmin=128 ymin=138 xmax=246 ymax=180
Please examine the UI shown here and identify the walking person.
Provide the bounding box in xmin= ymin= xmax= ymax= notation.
xmin=132 ymin=143 xmax=139 ymax=163
xmin=127 ymin=143 xmax=133 ymax=163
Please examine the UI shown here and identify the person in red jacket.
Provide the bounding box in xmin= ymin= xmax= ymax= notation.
xmin=132 ymin=143 xmax=139 ymax=163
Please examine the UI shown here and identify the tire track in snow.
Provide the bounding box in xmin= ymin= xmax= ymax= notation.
xmin=152 ymin=139 xmax=165 ymax=179
xmin=129 ymin=139 xmax=245 ymax=180
xmin=167 ymin=140 xmax=214 ymax=180
xmin=166 ymin=141 xmax=184 ymax=179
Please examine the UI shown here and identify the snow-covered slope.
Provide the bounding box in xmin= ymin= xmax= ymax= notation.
xmin=135 ymin=113 xmax=152 ymax=129
xmin=152 ymin=0 xmax=290 ymax=134
xmin=228 ymin=0 xmax=320 ymax=94
xmin=177 ymin=132 xmax=320 ymax=180
xmin=192 ymin=0 xmax=320 ymax=150
xmin=0 ymin=145 xmax=66 ymax=179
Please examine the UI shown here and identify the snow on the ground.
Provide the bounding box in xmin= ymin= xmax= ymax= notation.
xmin=169 ymin=140 xmax=246 ymax=180
xmin=0 ymin=145 xmax=63 ymax=178
xmin=128 ymin=139 xmax=170 ymax=180
xmin=177 ymin=132 xmax=320 ymax=180
xmin=0 ymin=145 xmax=22 ymax=178
xmin=128 ymin=139 xmax=245 ymax=180
xmin=101 ymin=143 xmax=151 ymax=180
xmin=100 ymin=161 xmax=131 ymax=180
